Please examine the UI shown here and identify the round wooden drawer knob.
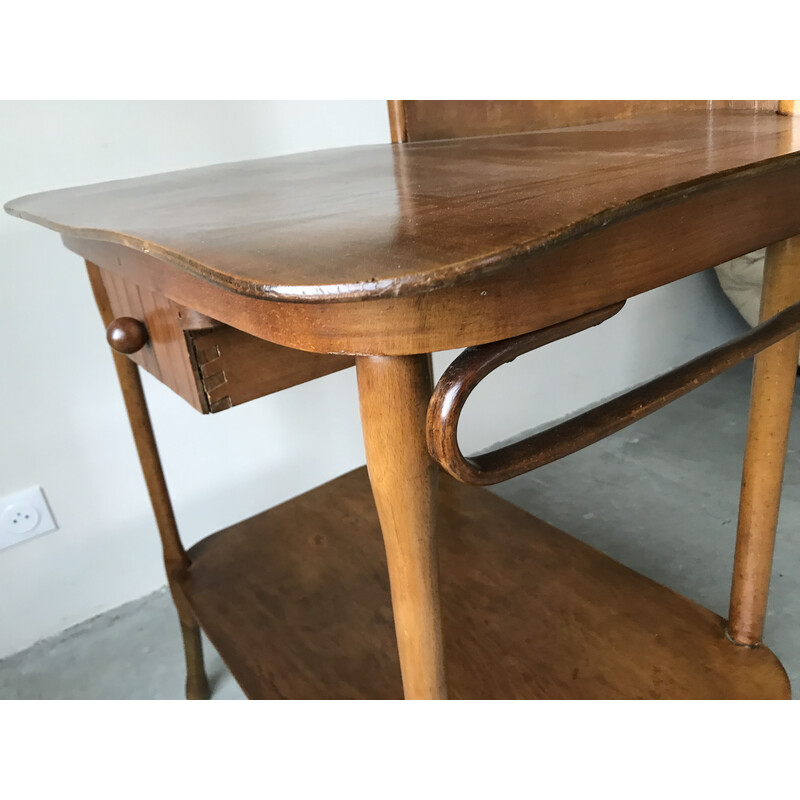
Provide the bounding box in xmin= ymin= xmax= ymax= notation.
xmin=106 ymin=317 xmax=149 ymax=354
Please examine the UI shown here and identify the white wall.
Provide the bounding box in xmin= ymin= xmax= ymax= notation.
xmin=0 ymin=101 xmax=747 ymax=659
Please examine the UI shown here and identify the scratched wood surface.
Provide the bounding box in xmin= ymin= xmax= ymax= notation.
xmin=396 ymin=100 xmax=780 ymax=141
xmin=6 ymin=110 xmax=800 ymax=305
xmin=176 ymin=468 xmax=790 ymax=699
xmin=96 ymin=265 xmax=354 ymax=411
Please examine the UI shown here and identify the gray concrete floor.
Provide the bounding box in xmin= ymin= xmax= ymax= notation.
xmin=2 ymin=361 xmax=799 ymax=699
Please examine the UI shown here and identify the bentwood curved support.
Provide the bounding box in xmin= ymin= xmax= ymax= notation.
xmin=428 ymin=299 xmax=800 ymax=487
xmin=8 ymin=103 xmax=800 ymax=700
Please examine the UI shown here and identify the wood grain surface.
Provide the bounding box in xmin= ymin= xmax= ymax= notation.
xmin=176 ymin=468 xmax=790 ymax=700
xmin=428 ymin=299 xmax=800 ymax=485
xmin=87 ymin=262 xmax=212 ymax=698
xmin=7 ymin=111 xmax=800 ymax=306
xmin=357 ymin=355 xmax=446 ymax=698
xmin=97 ymin=265 xmax=354 ymax=411
xmin=60 ymin=151 xmax=800 ymax=357
xmin=99 ymin=265 xmax=207 ymax=410
xmin=400 ymin=100 xmax=780 ymax=141
xmin=729 ymin=236 xmax=800 ymax=644
xmin=187 ymin=325 xmax=353 ymax=413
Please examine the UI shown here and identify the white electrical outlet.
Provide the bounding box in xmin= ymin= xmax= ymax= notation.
xmin=0 ymin=486 xmax=57 ymax=551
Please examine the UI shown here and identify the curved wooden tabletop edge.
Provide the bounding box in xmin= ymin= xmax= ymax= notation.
xmin=6 ymin=111 xmax=800 ymax=306
xmin=7 ymin=155 xmax=800 ymax=304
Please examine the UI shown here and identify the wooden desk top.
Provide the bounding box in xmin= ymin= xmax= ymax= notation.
xmin=7 ymin=109 xmax=800 ymax=354
xmin=6 ymin=110 xmax=800 ymax=305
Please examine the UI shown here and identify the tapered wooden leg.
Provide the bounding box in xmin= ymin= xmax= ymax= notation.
xmin=112 ymin=340 xmax=211 ymax=698
xmin=181 ymin=620 xmax=211 ymax=700
xmin=111 ymin=350 xmax=212 ymax=699
xmin=728 ymin=237 xmax=800 ymax=645
xmin=356 ymin=355 xmax=447 ymax=699
xmin=86 ymin=261 xmax=211 ymax=699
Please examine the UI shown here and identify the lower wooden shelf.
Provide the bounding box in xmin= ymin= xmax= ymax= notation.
xmin=176 ymin=467 xmax=790 ymax=699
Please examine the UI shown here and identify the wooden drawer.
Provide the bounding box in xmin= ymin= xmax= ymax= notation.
xmin=97 ymin=267 xmax=354 ymax=413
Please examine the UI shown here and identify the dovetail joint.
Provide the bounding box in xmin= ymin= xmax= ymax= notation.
xmin=186 ymin=334 xmax=233 ymax=414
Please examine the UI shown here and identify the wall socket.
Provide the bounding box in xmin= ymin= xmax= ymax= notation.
xmin=0 ymin=486 xmax=57 ymax=551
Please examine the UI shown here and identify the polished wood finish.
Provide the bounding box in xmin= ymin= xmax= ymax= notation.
xmin=86 ymin=261 xmax=189 ymax=577
xmin=399 ymin=100 xmax=780 ymax=141
xmin=428 ymin=304 xmax=622 ymax=483
xmin=429 ymin=298 xmax=800 ymax=485
xmin=94 ymin=336 xmax=189 ymax=578
xmin=729 ymin=236 xmax=800 ymax=645
xmin=356 ymin=355 xmax=446 ymax=699
xmin=61 ymin=155 xmax=800 ymax=356
xmin=99 ymin=265 xmax=209 ymax=410
xmin=7 ymin=112 xmax=800 ymax=311
xmin=187 ymin=325 xmax=353 ymax=413
xmin=106 ymin=316 xmax=149 ymax=354
xmin=87 ymin=261 xmax=210 ymax=699
xmin=9 ymin=102 xmax=800 ymax=701
xmin=387 ymin=99 xmax=407 ymax=143
xmin=174 ymin=468 xmax=789 ymax=699
xmin=98 ymin=266 xmax=353 ymax=411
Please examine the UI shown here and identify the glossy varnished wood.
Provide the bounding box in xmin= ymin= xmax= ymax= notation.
xmin=175 ymin=468 xmax=789 ymax=700
xmin=106 ymin=316 xmax=149 ymax=354
xmin=97 ymin=266 xmax=353 ymax=411
xmin=99 ymin=265 xmax=210 ymax=411
xmin=356 ymin=355 xmax=446 ymax=699
xmin=399 ymin=100 xmax=780 ymax=141
xmin=86 ymin=263 xmax=189 ymax=578
xmin=187 ymin=325 xmax=353 ymax=413
xmin=428 ymin=304 xmax=623 ymax=483
xmin=86 ymin=262 xmax=211 ymax=699
xmin=6 ymin=111 xmax=800 ymax=309
xmin=729 ymin=236 xmax=800 ymax=644
xmin=60 ymin=152 xmax=800 ymax=356
xmin=728 ymin=96 xmax=800 ymax=646
xmin=428 ymin=299 xmax=800 ymax=485
xmin=9 ymin=103 xmax=800 ymax=703
xmin=387 ymin=99 xmax=407 ymax=143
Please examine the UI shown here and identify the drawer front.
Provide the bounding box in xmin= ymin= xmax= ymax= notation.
xmin=98 ymin=267 xmax=354 ymax=413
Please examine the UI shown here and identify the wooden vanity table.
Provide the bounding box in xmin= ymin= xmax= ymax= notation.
xmin=6 ymin=100 xmax=800 ymax=699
